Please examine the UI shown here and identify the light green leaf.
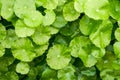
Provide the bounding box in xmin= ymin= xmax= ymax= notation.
xmin=32 ymin=26 xmax=51 ymax=45
xmin=43 ymin=0 xmax=58 ymax=10
xmin=23 ymin=11 xmax=43 ymax=27
xmin=43 ymin=10 xmax=56 ymax=26
xmin=90 ymin=20 xmax=113 ymax=48
xmin=1 ymin=0 xmax=15 ymax=21
xmin=40 ymin=67 xmax=57 ymax=80
xmin=52 ymin=14 xmax=67 ymax=28
xmin=109 ymin=0 xmax=120 ymax=20
xmin=0 ymin=44 xmax=5 ymax=57
xmin=34 ymin=44 xmax=48 ymax=57
xmin=0 ymin=24 xmax=6 ymax=42
xmin=58 ymin=0 xmax=67 ymax=6
xmin=69 ymin=36 xmax=91 ymax=57
xmin=115 ymin=28 xmax=120 ymax=41
xmin=46 ymin=44 xmax=71 ymax=70
xmin=14 ymin=0 xmax=36 ymax=18
xmin=74 ymin=0 xmax=87 ymax=13
xmin=58 ymin=65 xmax=76 ymax=80
xmin=113 ymin=42 xmax=120 ymax=58
xmin=16 ymin=62 xmax=30 ymax=74
xmin=63 ymin=2 xmax=80 ymax=21
xmin=15 ymin=20 xmax=35 ymax=37
xmin=79 ymin=15 xmax=101 ymax=35
xmin=12 ymin=38 xmax=34 ymax=49
xmin=12 ymin=49 xmax=36 ymax=62
xmin=47 ymin=26 xmax=59 ymax=34
xmin=69 ymin=36 xmax=105 ymax=67
xmin=1 ymin=29 xmax=18 ymax=48
xmin=84 ymin=0 xmax=110 ymax=20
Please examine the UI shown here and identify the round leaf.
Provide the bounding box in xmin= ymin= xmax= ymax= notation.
xmin=15 ymin=20 xmax=35 ymax=37
xmin=1 ymin=0 xmax=14 ymax=21
xmin=74 ymin=0 xmax=86 ymax=13
xmin=43 ymin=10 xmax=56 ymax=26
xmin=23 ymin=11 xmax=43 ymax=27
xmin=52 ymin=14 xmax=67 ymax=28
xmin=12 ymin=49 xmax=36 ymax=62
xmin=63 ymin=2 xmax=80 ymax=21
xmin=84 ymin=0 xmax=109 ymax=20
xmin=16 ymin=62 xmax=30 ymax=74
xmin=14 ymin=0 xmax=36 ymax=18
xmin=90 ymin=20 xmax=113 ymax=48
xmin=47 ymin=44 xmax=71 ymax=70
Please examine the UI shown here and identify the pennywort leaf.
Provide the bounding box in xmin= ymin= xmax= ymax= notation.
xmin=23 ymin=11 xmax=43 ymax=27
xmin=15 ymin=20 xmax=35 ymax=37
xmin=90 ymin=20 xmax=113 ymax=48
xmin=16 ymin=62 xmax=30 ymax=74
xmin=43 ymin=10 xmax=56 ymax=26
xmin=63 ymin=2 xmax=80 ymax=21
xmin=84 ymin=0 xmax=110 ymax=20
xmin=58 ymin=65 xmax=76 ymax=80
xmin=14 ymin=0 xmax=36 ymax=18
xmin=74 ymin=0 xmax=87 ymax=13
xmin=47 ymin=44 xmax=71 ymax=70
xmin=1 ymin=0 xmax=15 ymax=21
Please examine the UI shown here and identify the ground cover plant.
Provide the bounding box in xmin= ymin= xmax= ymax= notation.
xmin=0 ymin=0 xmax=120 ymax=80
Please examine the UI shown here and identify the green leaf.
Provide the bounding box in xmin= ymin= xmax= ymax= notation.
xmin=15 ymin=20 xmax=35 ymax=37
xmin=79 ymin=15 xmax=102 ymax=35
xmin=0 ymin=44 xmax=5 ymax=57
xmin=63 ymin=2 xmax=80 ymax=21
xmin=109 ymin=0 xmax=120 ymax=20
xmin=81 ymin=67 xmax=96 ymax=76
xmin=46 ymin=44 xmax=71 ymax=70
xmin=34 ymin=44 xmax=48 ymax=57
xmin=32 ymin=26 xmax=51 ymax=45
xmin=69 ymin=36 xmax=105 ymax=67
xmin=90 ymin=20 xmax=113 ymax=48
xmin=74 ymin=0 xmax=87 ymax=13
xmin=58 ymin=65 xmax=76 ymax=80
xmin=12 ymin=49 xmax=36 ymax=62
xmin=58 ymin=0 xmax=67 ymax=6
xmin=1 ymin=29 xmax=18 ymax=48
xmin=11 ymin=38 xmax=36 ymax=61
xmin=69 ymin=36 xmax=91 ymax=57
xmin=43 ymin=10 xmax=56 ymax=26
xmin=60 ymin=21 xmax=79 ymax=36
xmin=113 ymin=42 xmax=120 ymax=58
xmin=115 ymin=28 xmax=120 ymax=41
xmin=40 ymin=67 xmax=57 ymax=80
xmin=12 ymin=38 xmax=33 ymax=49
xmin=23 ymin=11 xmax=43 ymax=27
xmin=16 ymin=62 xmax=30 ymax=74
xmin=46 ymin=26 xmax=59 ymax=34
xmin=84 ymin=0 xmax=110 ymax=20
xmin=1 ymin=0 xmax=15 ymax=21
xmin=43 ymin=0 xmax=58 ymax=10
xmin=0 ymin=24 xmax=6 ymax=42
xmin=14 ymin=0 xmax=36 ymax=18
xmin=52 ymin=14 xmax=67 ymax=28
xmin=5 ymin=71 xmax=19 ymax=80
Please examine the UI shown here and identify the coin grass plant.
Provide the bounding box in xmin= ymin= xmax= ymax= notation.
xmin=0 ymin=0 xmax=120 ymax=80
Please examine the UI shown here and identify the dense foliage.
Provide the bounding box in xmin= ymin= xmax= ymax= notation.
xmin=0 ymin=0 xmax=120 ymax=80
